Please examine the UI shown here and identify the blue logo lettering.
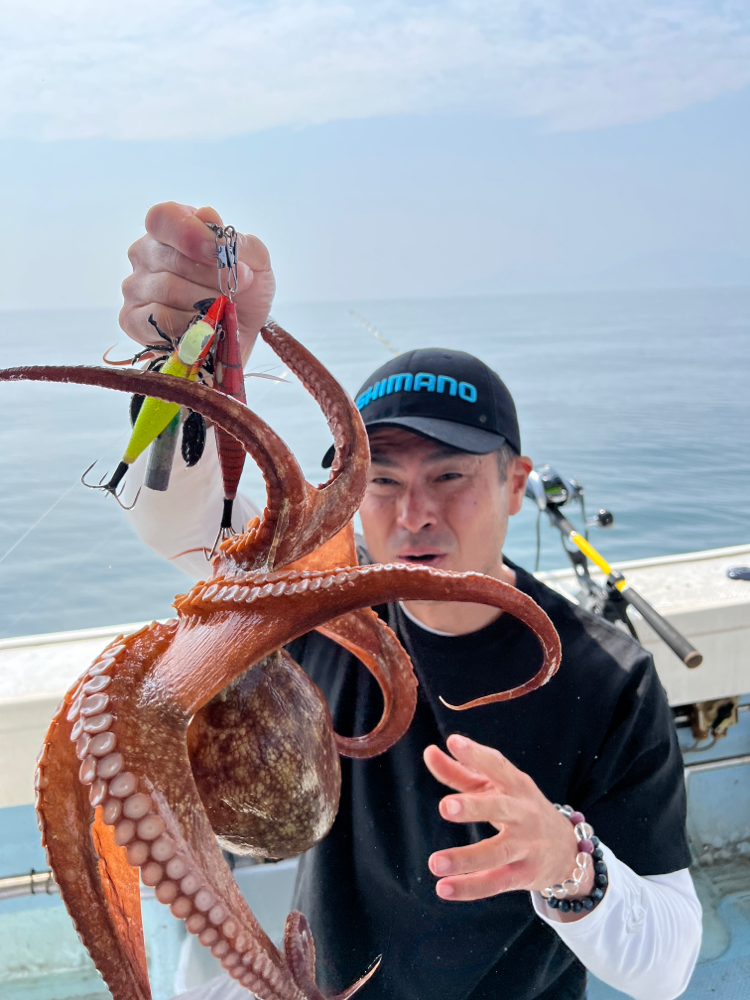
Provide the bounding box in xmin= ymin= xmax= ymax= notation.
xmin=355 ymin=372 xmax=478 ymax=410
xmin=387 ymin=372 xmax=413 ymax=393
xmin=355 ymin=385 xmax=376 ymax=409
xmin=413 ymin=372 xmax=436 ymax=392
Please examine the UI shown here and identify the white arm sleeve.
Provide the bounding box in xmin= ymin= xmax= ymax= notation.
xmin=531 ymin=844 xmax=702 ymax=1000
xmin=121 ymin=424 xmax=262 ymax=581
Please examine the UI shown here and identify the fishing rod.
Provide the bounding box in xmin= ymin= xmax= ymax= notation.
xmin=526 ymin=465 xmax=702 ymax=668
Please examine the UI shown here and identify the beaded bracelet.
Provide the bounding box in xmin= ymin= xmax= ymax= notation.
xmin=540 ymin=804 xmax=609 ymax=914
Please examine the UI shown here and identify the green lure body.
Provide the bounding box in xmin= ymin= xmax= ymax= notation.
xmin=121 ymin=308 xmax=225 ymax=465
xmin=122 ymin=353 xmax=191 ymax=464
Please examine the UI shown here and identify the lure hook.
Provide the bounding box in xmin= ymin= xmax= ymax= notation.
xmin=80 ymin=461 xmax=140 ymax=511
xmin=208 ymin=524 xmax=236 ymax=561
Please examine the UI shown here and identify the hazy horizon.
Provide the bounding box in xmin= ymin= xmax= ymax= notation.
xmin=3 ymin=279 xmax=749 ymax=315
xmin=2 ymin=2 xmax=748 ymax=310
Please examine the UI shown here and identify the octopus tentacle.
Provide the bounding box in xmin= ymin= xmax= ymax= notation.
xmin=316 ymin=609 xmax=418 ymax=759
xmin=284 ymin=913 xmax=323 ymax=998
xmin=62 ymin=624 xmax=318 ymax=1000
xmin=256 ymin=322 xmax=369 ymax=567
xmin=36 ymin=635 xmax=151 ymax=1000
xmin=0 ymin=365 xmax=307 ymax=570
xmin=174 ymin=562 xmax=561 ymax=725
xmin=285 ymin=525 xmax=421 ymax=756
xmin=0 ymin=357 xmax=369 ymax=573
xmin=284 ymin=912 xmax=380 ymax=1000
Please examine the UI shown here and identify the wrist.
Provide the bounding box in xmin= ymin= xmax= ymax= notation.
xmin=541 ymin=805 xmax=608 ymax=915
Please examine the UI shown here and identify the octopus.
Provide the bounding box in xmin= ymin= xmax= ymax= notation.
xmin=0 ymin=323 xmax=562 ymax=1000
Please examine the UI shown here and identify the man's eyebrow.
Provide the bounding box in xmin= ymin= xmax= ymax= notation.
xmin=369 ymin=445 xmax=471 ymax=466
xmin=368 ymin=451 xmax=398 ymax=467
xmin=426 ymin=445 xmax=471 ymax=460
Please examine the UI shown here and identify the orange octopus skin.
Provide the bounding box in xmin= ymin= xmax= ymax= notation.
xmin=0 ymin=322 xmax=561 ymax=1000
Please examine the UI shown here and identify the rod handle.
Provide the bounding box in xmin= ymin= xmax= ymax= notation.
xmin=611 ymin=574 xmax=703 ymax=668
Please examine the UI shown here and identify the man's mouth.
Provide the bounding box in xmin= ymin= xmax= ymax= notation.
xmin=397 ymin=553 xmax=444 ymax=565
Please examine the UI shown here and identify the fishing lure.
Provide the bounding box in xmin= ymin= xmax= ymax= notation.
xmin=129 ymin=299 xmax=216 ymax=492
xmin=85 ymin=295 xmax=227 ymax=504
xmin=108 ymin=298 xmax=219 ymax=488
xmin=208 ymin=224 xmax=249 ymax=551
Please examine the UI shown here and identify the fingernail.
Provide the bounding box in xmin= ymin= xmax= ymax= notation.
xmin=238 ymin=261 xmax=252 ymax=284
xmin=445 ymin=799 xmax=461 ymax=816
xmin=431 ymin=856 xmax=451 ymax=874
xmin=451 ymin=735 xmax=468 ymax=751
xmin=437 ymin=882 xmax=454 ymax=898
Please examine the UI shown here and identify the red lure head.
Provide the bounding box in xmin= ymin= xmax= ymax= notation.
xmin=176 ymin=296 xmax=229 ymax=367
xmin=203 ymin=295 xmax=228 ymax=331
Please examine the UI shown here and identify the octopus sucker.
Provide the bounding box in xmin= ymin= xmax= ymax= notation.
xmin=1 ymin=320 xmax=561 ymax=1000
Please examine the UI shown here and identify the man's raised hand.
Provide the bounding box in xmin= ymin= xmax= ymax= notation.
xmin=120 ymin=202 xmax=275 ymax=359
xmin=423 ymin=735 xmax=594 ymax=906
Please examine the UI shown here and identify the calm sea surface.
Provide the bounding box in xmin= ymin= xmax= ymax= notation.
xmin=1 ymin=288 xmax=748 ymax=640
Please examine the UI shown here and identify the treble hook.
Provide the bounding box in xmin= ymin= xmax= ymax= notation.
xmin=208 ymin=523 xmax=236 ymax=561
xmin=80 ymin=461 xmax=141 ymax=511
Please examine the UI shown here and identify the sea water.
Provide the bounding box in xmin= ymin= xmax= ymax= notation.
xmin=0 ymin=287 xmax=748 ymax=640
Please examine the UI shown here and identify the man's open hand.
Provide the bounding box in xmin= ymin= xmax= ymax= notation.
xmin=423 ymin=735 xmax=594 ymax=904
xmin=120 ymin=202 xmax=275 ymax=359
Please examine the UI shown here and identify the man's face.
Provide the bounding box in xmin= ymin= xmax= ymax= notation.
xmin=359 ymin=427 xmax=531 ymax=579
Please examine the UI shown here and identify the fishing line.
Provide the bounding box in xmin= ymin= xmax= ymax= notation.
xmin=349 ymin=311 xmax=400 ymax=357
xmin=244 ymin=365 xmax=290 ymax=407
xmin=0 ymin=478 xmax=81 ymax=567
xmin=6 ymin=535 xmax=108 ymax=633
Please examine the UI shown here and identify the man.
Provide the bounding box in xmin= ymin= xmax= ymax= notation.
xmin=121 ymin=204 xmax=701 ymax=1000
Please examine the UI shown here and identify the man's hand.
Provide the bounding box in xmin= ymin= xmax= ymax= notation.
xmin=120 ymin=202 xmax=276 ymax=359
xmin=423 ymin=735 xmax=594 ymax=912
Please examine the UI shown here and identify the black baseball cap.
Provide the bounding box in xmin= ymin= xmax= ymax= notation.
xmin=322 ymin=348 xmax=520 ymax=468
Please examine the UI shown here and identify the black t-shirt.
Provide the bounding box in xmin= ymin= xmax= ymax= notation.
xmin=286 ymin=561 xmax=690 ymax=1000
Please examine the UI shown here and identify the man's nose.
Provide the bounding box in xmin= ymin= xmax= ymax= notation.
xmin=395 ymin=484 xmax=436 ymax=533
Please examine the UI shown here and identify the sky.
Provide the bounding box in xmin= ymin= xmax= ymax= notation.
xmin=1 ymin=0 xmax=749 ymax=308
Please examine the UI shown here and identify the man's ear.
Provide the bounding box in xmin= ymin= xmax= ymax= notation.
xmin=508 ymin=456 xmax=533 ymax=517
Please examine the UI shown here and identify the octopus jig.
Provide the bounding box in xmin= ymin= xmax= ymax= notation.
xmin=85 ymin=295 xmax=228 ymax=506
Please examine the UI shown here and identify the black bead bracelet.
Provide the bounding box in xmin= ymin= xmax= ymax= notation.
xmin=542 ymin=805 xmax=609 ymax=913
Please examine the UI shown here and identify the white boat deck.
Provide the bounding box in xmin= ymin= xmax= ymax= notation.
xmin=1 ymin=543 xmax=749 ymax=810
xmin=536 ymin=541 xmax=750 ymax=705
xmin=0 ymin=621 xmax=153 ymax=809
